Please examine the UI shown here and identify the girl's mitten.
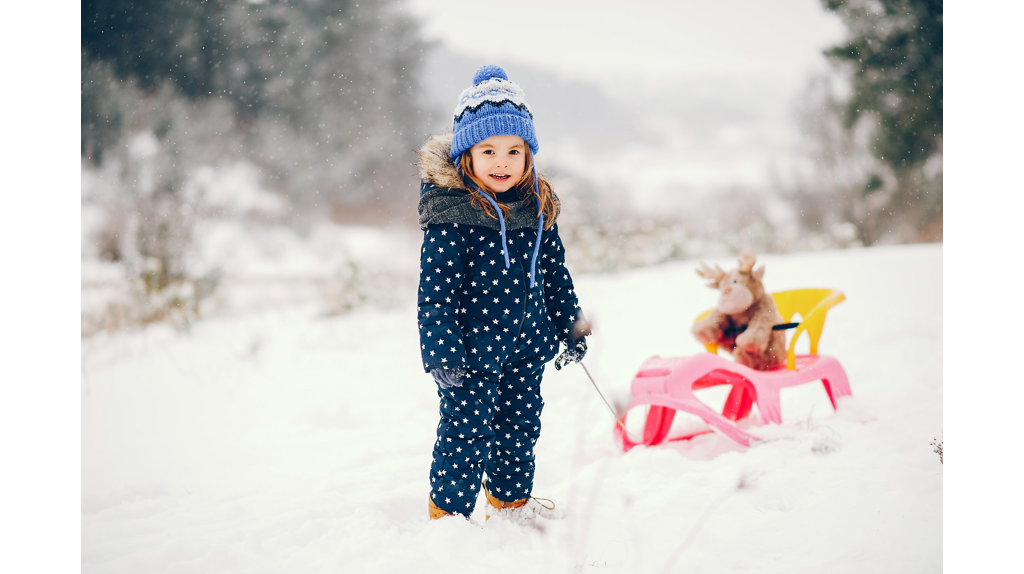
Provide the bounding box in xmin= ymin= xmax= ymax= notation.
xmin=554 ymin=310 xmax=592 ymax=370
xmin=431 ymin=366 xmax=467 ymax=389
xmin=554 ymin=337 xmax=588 ymax=370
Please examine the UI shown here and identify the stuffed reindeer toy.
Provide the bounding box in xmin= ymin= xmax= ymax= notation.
xmin=691 ymin=250 xmax=787 ymax=371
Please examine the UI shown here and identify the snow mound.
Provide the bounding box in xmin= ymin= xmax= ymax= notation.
xmin=82 ymin=243 xmax=942 ymax=573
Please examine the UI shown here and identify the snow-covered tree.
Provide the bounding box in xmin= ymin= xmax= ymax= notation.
xmin=812 ymin=0 xmax=943 ymax=243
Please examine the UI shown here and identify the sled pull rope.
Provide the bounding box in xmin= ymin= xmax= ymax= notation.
xmin=531 ymin=496 xmax=556 ymax=510
xmin=579 ymin=362 xmax=643 ymax=443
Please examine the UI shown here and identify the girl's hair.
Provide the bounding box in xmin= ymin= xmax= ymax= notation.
xmin=457 ymin=147 xmax=559 ymax=230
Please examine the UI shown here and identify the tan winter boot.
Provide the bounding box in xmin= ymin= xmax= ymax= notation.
xmin=482 ymin=479 xmax=561 ymax=526
xmin=428 ymin=496 xmax=450 ymax=520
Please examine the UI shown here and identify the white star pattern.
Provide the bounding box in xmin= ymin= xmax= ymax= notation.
xmin=418 ymin=220 xmax=581 ymax=513
xmin=428 ymin=356 xmax=546 ymax=512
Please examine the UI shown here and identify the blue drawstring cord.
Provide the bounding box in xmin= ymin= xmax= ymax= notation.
xmin=530 ymin=164 xmax=543 ymax=288
xmin=458 ymin=164 xmax=545 ymax=288
xmin=479 ymin=191 xmax=512 ymax=269
xmin=458 ymin=164 xmax=511 ymax=269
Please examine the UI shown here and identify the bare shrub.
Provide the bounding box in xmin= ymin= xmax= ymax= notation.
xmin=785 ymin=75 xmax=942 ymax=245
xmin=322 ymin=260 xmax=417 ymax=316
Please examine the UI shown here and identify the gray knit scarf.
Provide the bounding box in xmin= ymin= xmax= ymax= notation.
xmin=417 ymin=185 xmax=548 ymax=231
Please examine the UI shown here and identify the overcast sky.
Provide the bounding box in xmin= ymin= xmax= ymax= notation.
xmin=406 ymin=0 xmax=850 ymax=209
xmin=406 ymin=0 xmax=846 ymax=94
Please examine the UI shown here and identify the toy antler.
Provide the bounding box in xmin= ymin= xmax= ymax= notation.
xmin=696 ymin=262 xmax=726 ymax=288
xmin=738 ymin=250 xmax=757 ymax=274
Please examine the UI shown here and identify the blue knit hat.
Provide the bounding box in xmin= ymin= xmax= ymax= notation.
xmin=450 ymin=65 xmax=539 ymax=160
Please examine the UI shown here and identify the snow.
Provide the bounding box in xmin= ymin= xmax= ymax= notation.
xmin=186 ymin=222 xmax=420 ymax=281
xmin=189 ymin=162 xmax=289 ymax=217
xmin=81 ymin=243 xmax=941 ymax=573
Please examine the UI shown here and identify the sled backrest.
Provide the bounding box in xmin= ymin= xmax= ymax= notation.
xmin=694 ymin=288 xmax=846 ymax=370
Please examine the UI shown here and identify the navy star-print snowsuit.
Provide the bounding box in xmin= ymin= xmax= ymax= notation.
xmin=419 ymin=219 xmax=580 ymax=516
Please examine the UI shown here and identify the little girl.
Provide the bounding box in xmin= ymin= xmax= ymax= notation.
xmin=416 ymin=65 xmax=590 ymax=524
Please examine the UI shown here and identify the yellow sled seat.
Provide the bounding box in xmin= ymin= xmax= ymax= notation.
xmin=771 ymin=288 xmax=845 ymax=370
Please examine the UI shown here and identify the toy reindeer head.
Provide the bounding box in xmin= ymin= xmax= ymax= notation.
xmin=696 ymin=250 xmax=767 ymax=315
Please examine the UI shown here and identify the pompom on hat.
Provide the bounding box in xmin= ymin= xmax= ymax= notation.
xmin=450 ymin=65 xmax=538 ymax=160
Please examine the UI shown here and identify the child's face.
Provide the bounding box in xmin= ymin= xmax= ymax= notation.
xmin=469 ymin=135 xmax=527 ymax=193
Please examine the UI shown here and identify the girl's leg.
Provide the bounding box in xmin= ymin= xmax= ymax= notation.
xmin=484 ymin=358 xmax=546 ymax=502
xmin=429 ymin=373 xmax=499 ymax=516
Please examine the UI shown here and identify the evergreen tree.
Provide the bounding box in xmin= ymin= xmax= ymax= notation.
xmin=82 ymin=0 xmax=432 ymax=327
xmin=82 ymin=0 xmax=429 ymax=215
xmin=823 ymin=0 xmax=942 ymax=171
xmin=821 ymin=0 xmax=942 ymax=242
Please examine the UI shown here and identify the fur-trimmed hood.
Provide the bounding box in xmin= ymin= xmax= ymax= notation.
xmin=416 ymin=132 xmax=558 ymax=231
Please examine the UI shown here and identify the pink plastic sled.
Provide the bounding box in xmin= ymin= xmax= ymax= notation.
xmin=614 ymin=289 xmax=852 ymax=451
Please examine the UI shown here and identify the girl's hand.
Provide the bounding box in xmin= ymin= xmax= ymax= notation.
xmin=554 ymin=337 xmax=587 ymax=370
xmin=431 ymin=367 xmax=467 ymax=389
xmin=555 ymin=309 xmax=591 ymax=370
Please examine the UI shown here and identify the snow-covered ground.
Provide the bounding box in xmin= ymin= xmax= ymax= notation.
xmin=81 ymin=243 xmax=941 ymax=573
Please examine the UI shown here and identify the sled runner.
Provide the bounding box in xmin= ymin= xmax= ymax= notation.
xmin=615 ymin=289 xmax=851 ymax=451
